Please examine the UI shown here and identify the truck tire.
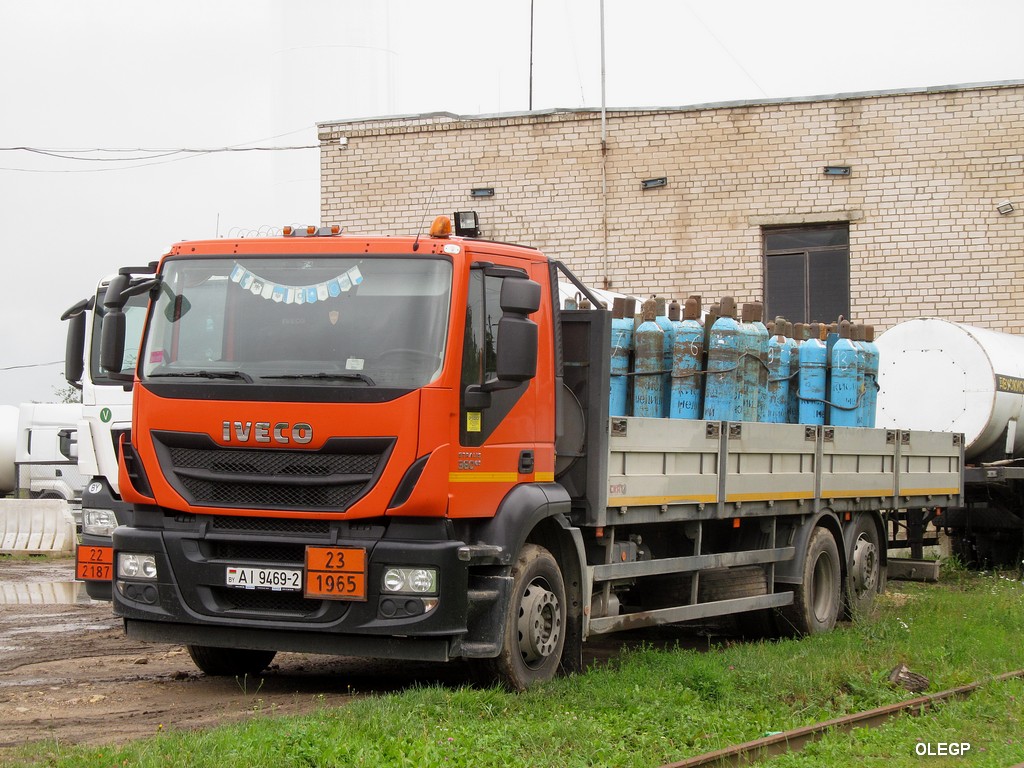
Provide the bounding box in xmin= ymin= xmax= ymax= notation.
xmin=187 ymin=645 xmax=276 ymax=676
xmin=777 ymin=526 xmax=841 ymax=636
xmin=488 ymin=543 xmax=566 ymax=691
xmin=845 ymin=516 xmax=882 ymax=619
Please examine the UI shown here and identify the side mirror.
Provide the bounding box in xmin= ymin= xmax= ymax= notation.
xmin=493 ymin=277 xmax=540 ymax=384
xmin=58 ymin=428 xmax=78 ymax=461
xmin=100 ymin=309 xmax=129 ymax=378
xmin=494 ymin=315 xmax=538 ymax=383
xmin=62 ymin=300 xmax=89 ymax=387
xmin=465 ymin=277 xmax=541 ymax=408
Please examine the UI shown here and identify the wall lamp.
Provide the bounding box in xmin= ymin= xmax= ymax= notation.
xmin=470 ymin=187 xmax=495 ymax=198
xmin=823 ymin=165 xmax=852 ymax=176
xmin=997 ymin=200 xmax=1015 ymax=215
xmin=454 ymin=211 xmax=481 ymax=237
xmin=641 ymin=177 xmax=668 ymax=190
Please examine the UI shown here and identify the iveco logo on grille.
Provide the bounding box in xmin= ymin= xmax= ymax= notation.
xmin=222 ymin=421 xmax=313 ymax=445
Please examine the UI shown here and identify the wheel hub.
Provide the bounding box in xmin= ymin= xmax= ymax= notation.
xmin=852 ymin=535 xmax=878 ymax=595
xmin=517 ymin=580 xmax=562 ymax=664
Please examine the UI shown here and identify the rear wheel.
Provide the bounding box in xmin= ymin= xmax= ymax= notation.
xmin=846 ymin=516 xmax=882 ymax=619
xmin=186 ymin=645 xmax=277 ymax=676
xmin=488 ymin=544 xmax=566 ymax=691
xmin=778 ymin=526 xmax=841 ymax=636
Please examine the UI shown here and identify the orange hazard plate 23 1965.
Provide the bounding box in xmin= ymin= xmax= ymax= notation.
xmin=304 ymin=546 xmax=367 ymax=601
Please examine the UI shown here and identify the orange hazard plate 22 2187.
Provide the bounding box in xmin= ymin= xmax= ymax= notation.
xmin=304 ymin=546 xmax=367 ymax=601
xmin=76 ymin=545 xmax=113 ymax=581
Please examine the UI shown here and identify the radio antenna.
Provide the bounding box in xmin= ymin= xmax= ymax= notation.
xmin=412 ymin=187 xmax=438 ymax=252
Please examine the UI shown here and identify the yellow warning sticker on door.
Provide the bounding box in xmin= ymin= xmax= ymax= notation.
xmin=466 ymin=412 xmax=482 ymax=432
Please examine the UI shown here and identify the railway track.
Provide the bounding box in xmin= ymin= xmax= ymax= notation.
xmin=661 ymin=669 xmax=1024 ymax=768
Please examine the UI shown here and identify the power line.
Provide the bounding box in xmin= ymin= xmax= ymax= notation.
xmin=0 ymin=361 xmax=63 ymax=372
xmin=0 ymin=141 xmax=331 ymax=174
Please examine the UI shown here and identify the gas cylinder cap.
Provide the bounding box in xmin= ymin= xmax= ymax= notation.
xmin=719 ymin=296 xmax=736 ymax=319
xmin=683 ymin=298 xmax=700 ymax=321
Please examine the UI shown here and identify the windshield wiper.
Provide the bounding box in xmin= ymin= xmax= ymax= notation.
xmin=149 ymin=370 xmax=254 ymax=383
xmin=263 ymin=372 xmax=376 ymax=386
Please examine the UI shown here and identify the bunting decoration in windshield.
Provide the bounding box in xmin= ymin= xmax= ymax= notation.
xmin=229 ymin=263 xmax=363 ymax=305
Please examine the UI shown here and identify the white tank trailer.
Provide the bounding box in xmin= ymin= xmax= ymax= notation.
xmin=877 ymin=318 xmax=1024 ymax=565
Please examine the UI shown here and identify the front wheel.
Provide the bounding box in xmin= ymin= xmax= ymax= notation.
xmin=187 ymin=645 xmax=277 ymax=676
xmin=488 ymin=544 xmax=567 ymax=691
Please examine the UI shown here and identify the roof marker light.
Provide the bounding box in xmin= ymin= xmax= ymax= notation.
xmin=429 ymin=216 xmax=452 ymax=238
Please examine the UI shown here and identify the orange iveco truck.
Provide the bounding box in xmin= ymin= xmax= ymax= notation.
xmin=101 ymin=216 xmax=961 ymax=690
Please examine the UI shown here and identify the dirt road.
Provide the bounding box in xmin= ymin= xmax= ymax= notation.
xmin=0 ymin=558 xmax=485 ymax=753
xmin=0 ymin=558 xmax=696 ymax=754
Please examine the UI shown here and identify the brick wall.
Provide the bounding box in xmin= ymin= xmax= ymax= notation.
xmin=319 ymin=83 xmax=1024 ymax=333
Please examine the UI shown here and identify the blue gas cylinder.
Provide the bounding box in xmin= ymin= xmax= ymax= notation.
xmin=860 ymin=325 xmax=881 ymax=428
xmin=632 ymin=300 xmax=665 ymax=418
xmin=609 ymin=316 xmax=634 ymax=417
xmin=654 ymin=298 xmax=675 ymax=417
xmin=786 ymin=322 xmax=804 ymax=424
xmin=702 ymin=297 xmax=742 ymax=422
xmin=851 ymin=324 xmax=867 ymax=427
xmin=829 ymin=320 xmax=860 ymax=427
xmin=749 ymin=303 xmax=770 ymax=421
xmin=764 ymin=319 xmax=792 ymax=424
xmin=738 ymin=304 xmax=760 ymax=422
xmin=670 ymin=297 xmax=704 ymax=419
xmin=798 ymin=323 xmax=827 ymax=425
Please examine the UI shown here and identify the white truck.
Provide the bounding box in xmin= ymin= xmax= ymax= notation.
xmin=63 ymin=269 xmax=153 ymax=598
xmin=0 ymin=403 xmax=86 ymax=508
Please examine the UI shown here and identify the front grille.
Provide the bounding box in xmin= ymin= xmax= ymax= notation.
xmin=211 ymin=587 xmax=323 ymax=614
xmin=170 ymin=447 xmax=381 ymax=477
xmin=208 ymin=541 xmax=306 ymax=563
xmin=181 ymin=477 xmax=365 ymax=509
xmin=151 ymin=431 xmax=394 ymax=512
xmin=210 ymin=516 xmax=332 ymax=536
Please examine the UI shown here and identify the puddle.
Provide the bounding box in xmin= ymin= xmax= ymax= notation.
xmin=0 ymin=581 xmax=91 ymax=605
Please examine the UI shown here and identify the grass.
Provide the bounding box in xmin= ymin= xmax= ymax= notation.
xmin=7 ymin=568 xmax=1024 ymax=767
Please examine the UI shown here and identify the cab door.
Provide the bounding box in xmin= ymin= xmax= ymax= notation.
xmin=449 ymin=261 xmax=541 ymax=518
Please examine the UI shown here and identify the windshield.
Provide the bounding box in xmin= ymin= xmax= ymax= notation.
xmin=141 ymin=256 xmax=452 ymax=390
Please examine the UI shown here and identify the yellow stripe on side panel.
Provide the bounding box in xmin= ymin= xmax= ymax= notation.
xmin=448 ymin=472 xmax=558 ymax=484
xmin=449 ymin=472 xmax=519 ymax=483
xmin=608 ymin=494 xmax=717 ymax=507
xmin=725 ymin=490 xmax=815 ymax=503
xmin=899 ymin=487 xmax=960 ymax=496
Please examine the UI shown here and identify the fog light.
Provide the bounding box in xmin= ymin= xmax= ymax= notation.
xmin=118 ymin=553 xmax=157 ymax=580
xmin=381 ymin=566 xmax=437 ymax=595
xmin=82 ymin=508 xmax=118 ymax=536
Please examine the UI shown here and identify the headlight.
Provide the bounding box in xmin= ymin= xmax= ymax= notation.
xmin=118 ymin=553 xmax=157 ymax=580
xmin=82 ymin=508 xmax=118 ymax=537
xmin=382 ymin=567 xmax=437 ymax=594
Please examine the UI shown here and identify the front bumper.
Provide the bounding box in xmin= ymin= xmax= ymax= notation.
xmin=112 ymin=511 xmax=489 ymax=662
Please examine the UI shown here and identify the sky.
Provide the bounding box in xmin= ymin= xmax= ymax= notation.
xmin=1 ymin=0 xmax=1022 ymax=407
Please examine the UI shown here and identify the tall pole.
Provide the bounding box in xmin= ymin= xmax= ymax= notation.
xmin=529 ymin=0 xmax=535 ymax=111
xmin=600 ymin=0 xmax=609 ymax=288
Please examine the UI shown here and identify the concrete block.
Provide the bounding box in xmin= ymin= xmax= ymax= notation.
xmin=0 ymin=499 xmax=76 ymax=554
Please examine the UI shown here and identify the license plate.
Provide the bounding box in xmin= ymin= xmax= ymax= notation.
xmin=225 ymin=566 xmax=302 ymax=591
xmin=76 ymin=545 xmax=113 ymax=581
xmin=305 ymin=546 xmax=367 ymax=601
